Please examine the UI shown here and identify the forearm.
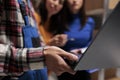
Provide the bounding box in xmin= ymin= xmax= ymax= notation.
xmin=27 ymin=47 xmax=45 ymax=70
xmin=0 ymin=44 xmax=45 ymax=76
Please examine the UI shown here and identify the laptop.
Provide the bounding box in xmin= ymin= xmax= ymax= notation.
xmin=67 ymin=1 xmax=120 ymax=71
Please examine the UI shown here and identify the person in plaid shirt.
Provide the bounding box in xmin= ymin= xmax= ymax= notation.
xmin=0 ymin=0 xmax=78 ymax=80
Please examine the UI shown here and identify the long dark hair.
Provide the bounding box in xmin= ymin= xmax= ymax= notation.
xmin=62 ymin=0 xmax=87 ymax=30
xmin=38 ymin=0 xmax=66 ymax=35
xmin=38 ymin=0 xmax=47 ymax=25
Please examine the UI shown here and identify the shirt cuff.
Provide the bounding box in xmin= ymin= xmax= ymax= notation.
xmin=27 ymin=47 xmax=46 ymax=70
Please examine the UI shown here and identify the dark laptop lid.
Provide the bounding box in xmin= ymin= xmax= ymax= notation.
xmin=74 ymin=2 xmax=120 ymax=71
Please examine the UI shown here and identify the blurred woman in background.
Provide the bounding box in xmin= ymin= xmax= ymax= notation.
xmin=35 ymin=0 xmax=66 ymax=47
xmin=57 ymin=0 xmax=95 ymax=80
xmin=34 ymin=0 xmax=66 ymax=76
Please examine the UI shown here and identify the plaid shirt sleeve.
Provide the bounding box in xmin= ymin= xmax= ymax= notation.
xmin=0 ymin=44 xmax=45 ymax=76
xmin=0 ymin=0 xmax=46 ymax=76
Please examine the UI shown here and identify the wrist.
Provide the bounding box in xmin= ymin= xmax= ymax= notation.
xmin=43 ymin=46 xmax=51 ymax=56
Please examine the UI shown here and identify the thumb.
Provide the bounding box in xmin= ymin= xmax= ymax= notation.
xmin=59 ymin=51 xmax=78 ymax=61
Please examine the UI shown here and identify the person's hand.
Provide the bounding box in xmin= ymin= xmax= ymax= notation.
xmin=43 ymin=46 xmax=78 ymax=76
xmin=48 ymin=34 xmax=68 ymax=47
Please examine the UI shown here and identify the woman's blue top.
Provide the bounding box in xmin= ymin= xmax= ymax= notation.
xmin=62 ymin=14 xmax=95 ymax=51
